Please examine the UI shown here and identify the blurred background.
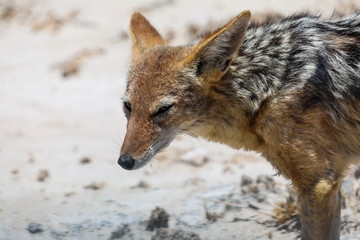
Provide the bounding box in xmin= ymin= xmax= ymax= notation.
xmin=0 ymin=0 xmax=359 ymax=239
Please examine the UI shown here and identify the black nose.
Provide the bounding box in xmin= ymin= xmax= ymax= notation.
xmin=118 ymin=154 xmax=135 ymax=170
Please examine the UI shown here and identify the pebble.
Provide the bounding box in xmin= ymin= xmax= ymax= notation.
xmin=109 ymin=224 xmax=133 ymax=240
xmin=146 ymin=207 xmax=169 ymax=231
xmin=152 ymin=228 xmax=201 ymax=240
xmin=240 ymin=175 xmax=253 ymax=186
xmin=27 ymin=222 xmax=44 ymax=234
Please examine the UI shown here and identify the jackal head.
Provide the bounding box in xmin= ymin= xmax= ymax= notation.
xmin=118 ymin=11 xmax=250 ymax=170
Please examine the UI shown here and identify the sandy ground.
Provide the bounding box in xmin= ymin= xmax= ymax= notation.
xmin=1 ymin=0 xmax=360 ymax=239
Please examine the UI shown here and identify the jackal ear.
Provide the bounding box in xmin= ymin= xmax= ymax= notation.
xmin=186 ymin=11 xmax=250 ymax=81
xmin=129 ymin=12 xmax=166 ymax=61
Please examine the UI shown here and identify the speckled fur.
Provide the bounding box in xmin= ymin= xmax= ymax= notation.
xmin=120 ymin=11 xmax=360 ymax=240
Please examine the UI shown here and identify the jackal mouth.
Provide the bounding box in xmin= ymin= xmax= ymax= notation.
xmin=132 ymin=150 xmax=154 ymax=170
xmin=131 ymin=133 xmax=177 ymax=170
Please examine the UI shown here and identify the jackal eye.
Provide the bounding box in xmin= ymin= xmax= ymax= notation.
xmin=153 ymin=104 xmax=173 ymax=116
xmin=123 ymin=101 xmax=132 ymax=113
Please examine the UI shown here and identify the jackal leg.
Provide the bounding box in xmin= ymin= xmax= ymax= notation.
xmin=299 ymin=180 xmax=341 ymax=240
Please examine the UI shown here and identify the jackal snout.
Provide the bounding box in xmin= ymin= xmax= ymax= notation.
xmin=119 ymin=7 xmax=360 ymax=240
xmin=118 ymin=111 xmax=160 ymax=170
xmin=118 ymin=154 xmax=135 ymax=170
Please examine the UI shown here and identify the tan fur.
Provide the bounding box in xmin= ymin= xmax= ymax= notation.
xmin=120 ymin=11 xmax=360 ymax=240
xmin=129 ymin=12 xmax=166 ymax=61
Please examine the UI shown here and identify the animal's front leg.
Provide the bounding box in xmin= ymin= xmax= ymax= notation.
xmin=299 ymin=179 xmax=341 ymax=240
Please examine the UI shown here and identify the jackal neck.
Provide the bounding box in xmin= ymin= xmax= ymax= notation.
xmin=191 ymin=12 xmax=360 ymax=152
xmin=190 ymin=22 xmax=295 ymax=151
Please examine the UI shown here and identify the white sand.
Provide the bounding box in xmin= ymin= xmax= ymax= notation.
xmin=0 ymin=0 xmax=359 ymax=239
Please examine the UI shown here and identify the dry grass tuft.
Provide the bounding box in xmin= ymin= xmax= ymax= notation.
xmin=0 ymin=1 xmax=79 ymax=33
xmin=56 ymin=48 xmax=104 ymax=78
xmin=84 ymin=182 xmax=105 ymax=190
xmin=272 ymin=186 xmax=301 ymax=231
xmin=32 ymin=10 xmax=79 ymax=33
xmin=37 ymin=169 xmax=50 ymax=182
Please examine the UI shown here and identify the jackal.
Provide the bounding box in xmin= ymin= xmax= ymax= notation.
xmin=118 ymin=10 xmax=360 ymax=240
